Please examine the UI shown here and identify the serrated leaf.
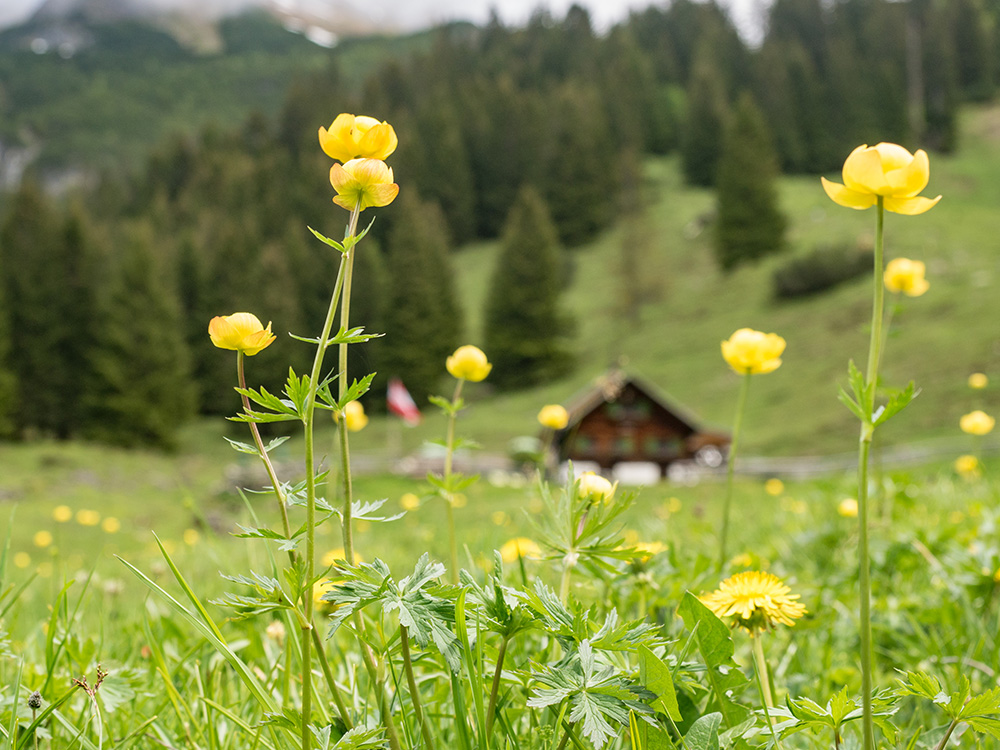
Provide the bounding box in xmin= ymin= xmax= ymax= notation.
xmin=685 ymin=713 xmax=722 ymax=750
xmin=224 ymin=437 xmax=258 ymax=455
xmin=308 ymin=226 xmax=346 ymax=253
xmin=838 ymin=387 xmax=867 ymax=422
xmin=873 ymin=382 xmax=919 ymax=427
xmin=638 ymin=646 xmax=682 ymax=721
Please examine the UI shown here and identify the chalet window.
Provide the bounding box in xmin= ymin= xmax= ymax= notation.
xmin=644 ymin=436 xmax=682 ymax=457
xmin=614 ymin=436 xmax=635 ymax=454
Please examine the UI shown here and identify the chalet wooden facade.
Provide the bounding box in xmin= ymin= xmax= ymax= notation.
xmin=548 ymin=370 xmax=729 ymax=477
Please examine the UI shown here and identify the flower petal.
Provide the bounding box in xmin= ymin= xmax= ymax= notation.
xmin=843 ymin=146 xmax=890 ymax=195
xmin=361 ymin=182 xmax=399 ymax=209
xmin=821 ymin=177 xmax=877 ymax=210
xmin=884 ymin=148 xmax=929 ymax=196
xmin=872 ymin=142 xmax=913 ymax=171
xmin=883 ymin=194 xmax=941 ymax=215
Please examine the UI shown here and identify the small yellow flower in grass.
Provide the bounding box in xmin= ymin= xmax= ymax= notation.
xmin=730 ymin=552 xmax=753 ymax=568
xmin=633 ymin=541 xmax=666 ymax=560
xmin=400 ymin=493 xmax=420 ymax=511
xmin=208 ymin=313 xmax=276 ymax=356
xmin=821 ymin=143 xmax=941 ymax=215
xmin=883 ymin=258 xmax=929 ymax=296
xmin=319 ymin=113 xmax=397 ymax=163
xmin=329 ymin=158 xmax=399 ymax=212
xmin=955 ymin=454 xmax=981 ymax=479
xmin=322 ymin=548 xmax=364 ymax=568
xmin=183 ymin=528 xmax=200 ymax=546
xmin=53 ymin=505 xmax=72 ymax=522
xmin=721 ymin=328 xmax=786 ymax=375
xmin=14 ymin=552 xmax=30 ymax=569
xmin=577 ymin=471 xmax=616 ymax=504
xmin=102 ymin=517 xmax=121 ymax=534
xmin=446 ymin=345 xmax=492 ymax=382
xmin=961 ymin=410 xmax=995 ymax=436
xmin=33 ymin=531 xmax=52 ymax=548
xmin=491 ymin=510 xmax=509 ymax=526
xmin=969 ymin=373 xmax=989 ymax=390
xmin=702 ymin=571 xmax=807 ymax=633
xmin=538 ymin=404 xmax=569 ymax=430
xmin=76 ymin=509 xmax=100 ymax=526
xmin=838 ymin=498 xmax=859 ymax=518
xmin=451 ymin=493 xmax=468 ymax=508
xmin=499 ymin=537 xmax=541 ymax=563
xmin=764 ymin=478 xmax=784 ymax=496
xmin=667 ymin=497 xmax=682 ymax=514
xmin=335 ymin=401 xmax=368 ymax=432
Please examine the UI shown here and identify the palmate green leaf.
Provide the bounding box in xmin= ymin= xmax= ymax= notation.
xmin=459 ymin=559 xmax=536 ymax=639
xmin=233 ymin=384 xmax=299 ymax=419
xmin=676 ymin=593 xmax=749 ymax=729
xmin=873 ymin=381 xmax=919 ymax=427
xmin=318 ymin=372 xmax=376 ymax=413
xmin=428 ymin=394 xmax=462 ymax=415
xmin=332 ymin=497 xmax=404 ymax=524
xmin=426 ymin=471 xmax=480 ymax=495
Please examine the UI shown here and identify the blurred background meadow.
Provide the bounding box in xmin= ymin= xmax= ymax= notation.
xmin=3 ymin=0 xmax=1000 ymax=746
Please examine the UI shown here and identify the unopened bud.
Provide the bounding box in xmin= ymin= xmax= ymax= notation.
xmin=27 ymin=691 xmax=42 ymax=710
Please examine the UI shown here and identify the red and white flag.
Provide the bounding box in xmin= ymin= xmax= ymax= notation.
xmin=387 ymin=377 xmax=421 ymax=426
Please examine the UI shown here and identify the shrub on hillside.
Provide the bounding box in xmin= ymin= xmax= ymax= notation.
xmin=772 ymin=243 xmax=873 ymax=300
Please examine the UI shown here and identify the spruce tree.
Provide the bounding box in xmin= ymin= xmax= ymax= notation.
xmin=380 ymin=192 xmax=462 ymax=407
xmin=86 ymin=224 xmax=195 ymax=449
xmin=714 ymin=93 xmax=787 ymax=272
xmin=0 ymin=254 xmax=16 ymax=438
xmin=483 ymin=186 xmax=574 ymax=390
xmin=680 ymin=52 xmax=729 ymax=187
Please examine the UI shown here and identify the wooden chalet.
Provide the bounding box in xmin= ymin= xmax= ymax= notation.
xmin=548 ymin=370 xmax=730 ymax=477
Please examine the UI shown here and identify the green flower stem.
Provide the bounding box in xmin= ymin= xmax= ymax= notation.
xmin=856 ymin=197 xmax=885 ymax=750
xmin=400 ymin=626 xmax=436 ymax=750
xmin=300 ymin=203 xmax=361 ymax=750
xmin=444 ymin=378 xmax=465 ymax=583
xmin=485 ymin=635 xmax=510 ymax=734
xmin=339 ymin=234 xmax=358 ymax=565
xmin=719 ymin=372 xmax=752 ymax=572
xmin=240 ymin=352 xmax=354 ymax=729
xmin=751 ymin=635 xmax=783 ymax=750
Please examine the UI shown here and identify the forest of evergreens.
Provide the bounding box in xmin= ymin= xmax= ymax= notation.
xmin=0 ymin=0 xmax=995 ymax=447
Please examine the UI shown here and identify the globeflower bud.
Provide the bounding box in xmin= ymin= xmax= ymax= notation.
xmin=329 ymin=158 xmax=399 ymax=212
xmin=883 ymin=258 xmax=929 ymax=297
xmin=821 ymin=143 xmax=941 ymax=215
xmin=336 ymin=401 xmax=368 ymax=432
xmin=576 ymin=471 xmax=616 ymax=504
xmin=721 ymin=328 xmax=786 ymax=375
xmin=538 ymin=404 xmax=569 ymax=430
xmin=319 ymin=113 xmax=397 ymax=163
xmin=208 ymin=313 xmax=276 ymax=356
xmin=969 ymin=373 xmax=989 ymax=390
xmin=960 ymin=410 xmax=995 ymax=436
xmin=446 ymin=345 xmax=492 ymax=382
xmin=954 ymin=454 xmax=980 ymax=479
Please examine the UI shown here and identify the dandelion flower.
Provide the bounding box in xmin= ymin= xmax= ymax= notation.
xmin=702 ymin=570 xmax=807 ymax=633
xmin=764 ymin=478 xmax=784 ymax=496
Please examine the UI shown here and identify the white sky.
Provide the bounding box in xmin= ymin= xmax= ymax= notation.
xmin=0 ymin=0 xmax=766 ymax=36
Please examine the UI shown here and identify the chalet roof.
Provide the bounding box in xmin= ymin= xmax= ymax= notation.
xmin=560 ymin=368 xmax=709 ymax=433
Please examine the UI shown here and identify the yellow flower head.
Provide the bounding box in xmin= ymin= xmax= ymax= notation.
xmin=954 ymin=454 xmax=981 ymax=480
xmin=577 ymin=471 xmax=616 ymax=504
xmin=821 ymin=143 xmax=941 ymax=215
xmin=319 ymin=113 xmax=398 ymax=163
xmin=538 ymin=404 xmax=569 ymax=430
xmin=838 ymin=498 xmax=859 ymax=518
xmin=53 ymin=505 xmax=73 ymax=523
xmin=969 ymin=373 xmax=989 ymax=390
xmin=764 ymin=478 xmax=784 ymax=497
xmin=446 ymin=345 xmax=492 ymax=382
xmin=400 ymin=492 xmax=421 ymax=511
xmin=329 ymin=158 xmax=399 ymax=212
xmin=208 ymin=313 xmax=276 ymax=356
xmin=721 ymin=328 xmax=786 ymax=375
xmin=76 ymin=509 xmax=100 ymax=526
xmin=633 ymin=541 xmax=667 ymax=560
xmin=701 ymin=571 xmax=807 ymax=633
xmin=335 ymin=401 xmax=368 ymax=432
xmin=961 ymin=410 xmax=995 ymax=436
xmin=102 ymin=517 xmax=121 ymax=533
xmin=883 ymin=258 xmax=929 ymax=297
xmin=499 ymin=537 xmax=542 ymax=563
xmin=33 ymin=530 xmax=53 ymax=548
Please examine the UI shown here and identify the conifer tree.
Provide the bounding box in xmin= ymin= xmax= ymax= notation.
xmin=714 ymin=93 xmax=787 ymax=272
xmin=380 ymin=192 xmax=462 ymax=407
xmin=0 ymin=256 xmax=16 ymax=438
xmin=86 ymin=225 xmax=195 ymax=448
xmin=680 ymin=52 xmax=728 ymax=187
xmin=483 ymin=185 xmax=574 ymax=389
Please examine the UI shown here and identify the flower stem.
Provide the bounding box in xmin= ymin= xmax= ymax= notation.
xmin=719 ymin=372 xmax=751 ymax=572
xmin=856 ymin=196 xmax=885 ymax=750
xmin=300 ymin=204 xmax=360 ymax=750
xmin=339 ymin=227 xmax=359 ymax=565
xmin=485 ymin=635 xmax=510 ymax=735
xmin=444 ymin=378 xmax=464 ymax=583
xmin=401 ymin=626 xmax=436 ymax=750
xmin=751 ymin=635 xmax=783 ymax=750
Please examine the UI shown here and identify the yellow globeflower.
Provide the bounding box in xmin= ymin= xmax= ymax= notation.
xmin=33 ymin=530 xmax=53 ymax=548
xmin=102 ymin=517 xmax=121 ymax=534
xmin=446 ymin=345 xmax=492 ymax=382
xmin=838 ymin=498 xmax=859 ymax=518
xmin=329 ymin=158 xmax=399 ymax=212
xmin=52 ymin=505 xmax=72 ymax=522
xmin=538 ymin=404 xmax=569 ymax=430
xmin=883 ymin=258 xmax=929 ymax=297
xmin=400 ymin=493 xmax=421 ymax=511
xmin=961 ymin=410 xmax=995 ymax=436
xmin=954 ymin=454 xmax=981 ymax=480
xmin=14 ymin=552 xmax=30 ymax=569
xmin=577 ymin=471 xmax=616 ymax=504
xmin=208 ymin=313 xmax=276 ymax=356
xmin=183 ymin=528 xmax=200 ymax=546
xmin=764 ymin=478 xmax=784 ymax=496
xmin=721 ymin=328 xmax=786 ymax=375
xmin=821 ymin=143 xmax=941 ymax=215
xmin=969 ymin=373 xmax=989 ymax=390
xmin=702 ymin=571 xmax=807 ymax=633
xmin=499 ymin=537 xmax=541 ymax=563
xmin=319 ymin=113 xmax=397 ymax=164
xmin=633 ymin=541 xmax=666 ymax=560
xmin=76 ymin=509 xmax=100 ymax=526
xmin=336 ymin=401 xmax=368 ymax=432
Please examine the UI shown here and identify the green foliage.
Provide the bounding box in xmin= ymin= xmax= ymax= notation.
xmin=483 ymin=186 xmax=574 ymax=390
xmin=714 ymin=92 xmax=787 ymax=272
xmin=772 ymin=243 xmax=872 ymax=299
xmin=680 ymin=52 xmax=728 ymax=188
